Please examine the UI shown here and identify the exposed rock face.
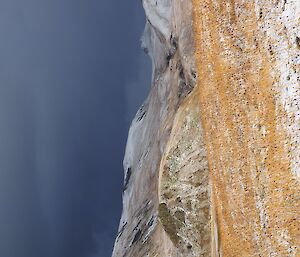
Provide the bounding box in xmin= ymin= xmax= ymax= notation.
xmin=113 ymin=0 xmax=299 ymax=256
xmin=193 ymin=1 xmax=300 ymax=256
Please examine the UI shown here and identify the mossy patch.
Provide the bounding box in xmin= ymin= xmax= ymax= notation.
xmin=158 ymin=203 xmax=180 ymax=246
xmin=175 ymin=210 xmax=186 ymax=224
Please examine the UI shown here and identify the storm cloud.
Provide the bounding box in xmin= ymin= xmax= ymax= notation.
xmin=0 ymin=1 xmax=150 ymax=257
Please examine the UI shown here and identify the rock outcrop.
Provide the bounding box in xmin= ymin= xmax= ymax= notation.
xmin=113 ymin=0 xmax=299 ymax=256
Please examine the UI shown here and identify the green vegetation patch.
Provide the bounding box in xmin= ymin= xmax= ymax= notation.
xmin=175 ymin=210 xmax=186 ymax=224
xmin=158 ymin=203 xmax=180 ymax=246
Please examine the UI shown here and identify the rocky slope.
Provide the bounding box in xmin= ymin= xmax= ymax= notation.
xmin=112 ymin=0 xmax=299 ymax=256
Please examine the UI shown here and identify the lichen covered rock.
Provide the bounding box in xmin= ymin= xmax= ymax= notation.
xmin=193 ymin=0 xmax=300 ymax=256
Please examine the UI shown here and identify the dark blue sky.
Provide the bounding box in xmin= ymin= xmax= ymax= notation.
xmin=0 ymin=1 xmax=151 ymax=257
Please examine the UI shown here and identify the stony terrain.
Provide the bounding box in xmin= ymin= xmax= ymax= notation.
xmin=112 ymin=0 xmax=299 ymax=256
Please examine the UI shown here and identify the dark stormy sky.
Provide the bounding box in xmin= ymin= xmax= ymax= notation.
xmin=0 ymin=1 xmax=151 ymax=257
